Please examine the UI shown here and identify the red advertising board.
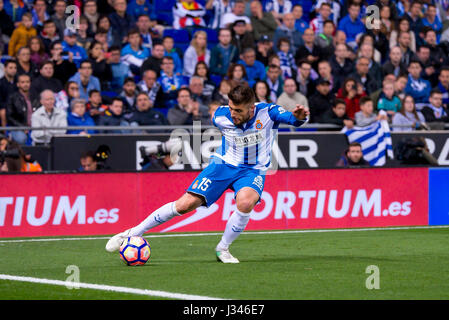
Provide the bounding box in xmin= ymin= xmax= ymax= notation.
xmin=0 ymin=168 xmax=428 ymax=238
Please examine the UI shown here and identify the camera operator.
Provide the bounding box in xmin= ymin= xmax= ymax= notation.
xmin=0 ymin=135 xmax=42 ymax=172
xmin=139 ymin=138 xmax=182 ymax=171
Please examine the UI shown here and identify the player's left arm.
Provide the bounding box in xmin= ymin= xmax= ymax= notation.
xmin=268 ymin=104 xmax=310 ymax=127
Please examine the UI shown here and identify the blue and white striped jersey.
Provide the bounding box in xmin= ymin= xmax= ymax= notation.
xmin=212 ymin=102 xmax=308 ymax=171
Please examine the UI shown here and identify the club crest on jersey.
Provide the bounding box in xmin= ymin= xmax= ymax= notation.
xmin=255 ymin=120 xmax=263 ymax=130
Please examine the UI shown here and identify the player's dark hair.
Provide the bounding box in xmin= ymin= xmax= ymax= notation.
xmin=228 ymin=83 xmax=256 ymax=106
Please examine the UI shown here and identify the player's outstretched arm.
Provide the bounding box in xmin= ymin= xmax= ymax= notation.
xmin=268 ymin=103 xmax=309 ymax=127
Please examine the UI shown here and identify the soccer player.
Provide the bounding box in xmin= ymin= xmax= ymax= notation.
xmin=105 ymin=84 xmax=309 ymax=263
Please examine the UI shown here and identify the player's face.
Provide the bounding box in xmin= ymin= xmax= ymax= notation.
xmin=228 ymin=100 xmax=254 ymax=125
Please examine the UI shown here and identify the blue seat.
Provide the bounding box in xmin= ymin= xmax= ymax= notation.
xmin=154 ymin=0 xmax=176 ymax=12
xmin=210 ymin=74 xmax=223 ymax=87
xmin=101 ymin=91 xmax=118 ymax=98
xmin=163 ymin=28 xmax=190 ymax=43
xmin=157 ymin=12 xmax=174 ymax=26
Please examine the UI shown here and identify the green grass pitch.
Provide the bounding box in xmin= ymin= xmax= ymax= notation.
xmin=1 ymin=227 xmax=448 ymax=300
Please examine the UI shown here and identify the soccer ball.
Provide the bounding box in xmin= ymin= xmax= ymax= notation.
xmin=119 ymin=236 xmax=151 ymax=266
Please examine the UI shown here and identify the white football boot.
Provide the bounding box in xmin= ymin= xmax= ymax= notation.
xmin=105 ymin=229 xmax=132 ymax=252
xmin=216 ymin=247 xmax=240 ymax=264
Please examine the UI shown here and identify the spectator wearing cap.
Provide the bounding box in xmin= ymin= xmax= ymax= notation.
xmin=108 ymin=0 xmax=136 ymax=44
xmin=237 ymin=47 xmax=266 ymax=87
xmin=255 ymin=35 xmax=275 ymax=66
xmin=308 ymin=78 xmax=334 ymax=123
xmin=210 ymin=28 xmax=239 ymax=77
xmin=62 ymin=29 xmax=88 ymax=69
xmin=337 ymin=2 xmax=365 ymax=48
xmin=68 ymin=60 xmax=101 ymax=101
xmin=221 ymin=0 xmax=251 ymax=29
xmin=249 ymin=0 xmax=277 ymax=42
xmin=173 ymin=0 xmax=206 ymax=31
xmin=230 ymin=19 xmax=255 ymax=55
xmin=273 ymin=13 xmax=303 ymax=54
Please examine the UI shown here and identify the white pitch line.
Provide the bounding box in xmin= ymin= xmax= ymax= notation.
xmin=0 ymin=274 xmax=226 ymax=300
xmin=0 ymin=225 xmax=448 ymax=244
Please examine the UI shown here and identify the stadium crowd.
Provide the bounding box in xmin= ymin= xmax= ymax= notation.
xmin=0 ymin=0 xmax=449 ymax=170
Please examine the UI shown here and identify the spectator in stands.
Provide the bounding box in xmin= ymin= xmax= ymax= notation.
xmin=69 ymin=60 xmax=101 ymax=101
xmin=3 ymin=0 xmax=27 ymax=27
xmin=107 ymin=46 xmax=131 ymax=93
xmin=292 ymin=4 xmax=308 ymax=33
xmin=221 ymin=0 xmax=251 ymax=29
xmin=168 ymin=87 xmax=210 ymax=125
xmin=88 ymin=41 xmax=113 ymax=91
xmin=189 ymin=75 xmax=211 ymax=107
xmin=29 ymin=61 xmax=63 ymax=103
xmin=49 ymin=41 xmax=78 ymax=86
xmin=225 ymin=63 xmax=248 ymax=88
xmin=319 ymin=98 xmax=354 ymax=128
xmin=86 ymin=90 xmax=108 ymax=124
xmin=329 ymin=43 xmax=354 ymax=89
xmin=98 ymin=98 xmax=130 ymax=133
xmin=265 ymin=64 xmax=283 ymax=102
xmin=394 ymin=74 xmax=409 ymax=101
xmin=315 ymin=19 xmax=335 ymax=61
xmin=354 ymin=96 xmax=387 ymax=127
xmin=136 ymin=14 xmax=154 ymax=51
xmin=421 ymin=89 xmax=449 ymax=123
xmin=238 ymin=47 xmax=266 ymax=87
xmin=264 ymin=0 xmax=293 ymax=26
xmin=51 ymin=0 xmax=66 ymax=39
xmin=120 ymin=77 xmax=138 ymax=112
xmin=296 ymin=59 xmax=314 ymax=98
xmin=62 ymin=28 xmax=88 ymax=69
xmin=349 ymin=57 xmax=380 ymax=95
xmin=108 ymin=0 xmax=136 ymax=44
xmin=317 ymin=60 xmax=338 ymax=95
xmin=121 ymin=28 xmax=150 ymax=77
xmin=158 ymin=56 xmax=187 ymax=109
xmin=173 ymin=0 xmax=206 ymax=31
xmin=6 ymin=74 xmax=33 ymax=144
xmin=183 ymin=30 xmax=210 ymax=78
xmin=9 ymin=12 xmax=36 ymax=57
xmin=212 ymin=78 xmax=232 ymax=105
xmin=16 ymin=46 xmax=39 ymax=79
xmin=39 ymin=19 xmax=59 ymax=53
xmin=97 ymin=15 xmax=121 ymax=48
xmin=193 ymin=61 xmax=216 ymax=103
xmin=210 ymin=28 xmax=239 ymax=78
xmin=67 ymin=99 xmax=97 ymax=135
xmin=276 ymin=37 xmax=297 ymax=80
xmin=79 ymin=150 xmax=98 ymax=172
xmin=417 ymin=44 xmax=439 ymax=87
xmin=253 ymin=80 xmax=271 ymax=103
xmin=336 ymin=77 xmax=366 ymax=120
xmin=30 ymin=89 xmax=67 ymax=145
xmin=405 ymin=60 xmax=431 ymax=106
xmin=422 ymin=3 xmax=443 ymax=43
xmin=310 ymin=2 xmax=332 ymax=35
xmin=405 ymin=1 xmax=424 ymax=45
xmin=382 ymin=46 xmax=408 ymax=78
xmin=128 ymin=92 xmax=169 ymax=129
xmin=392 ymin=95 xmax=427 ymax=131
xmin=309 ymin=78 xmax=334 ymax=123
xmin=84 ymin=0 xmax=99 ymax=33
xmin=436 ymin=67 xmax=449 ymax=109
xmin=276 ymin=78 xmax=308 ymax=112
xmin=255 ymin=35 xmax=275 ymax=66
xmin=0 ymin=60 xmax=18 ymax=128
xmin=397 ymin=31 xmax=417 ymax=67
xmin=358 ymin=42 xmax=382 ymax=87
xmin=390 ymin=17 xmax=416 ymax=52
xmin=337 ymin=2 xmax=365 ymax=48
xmin=205 ymin=0 xmax=233 ymax=30
xmin=55 ymin=81 xmax=80 ymax=112
xmin=273 ymin=12 xmax=303 ymax=54
xmin=137 ymin=69 xmax=164 ymax=109
xmin=249 ymin=0 xmax=277 ymax=41
xmin=295 ymin=28 xmax=322 ymax=71
xmin=162 ymin=36 xmax=183 ymax=76
xmin=377 ymin=79 xmax=402 ymax=118
xmin=336 ymin=142 xmax=370 ymax=167
xmin=230 ymin=19 xmax=255 ymax=55
xmin=422 ymin=28 xmax=447 ymax=70
xmin=76 ymin=16 xmax=94 ymax=51
xmin=141 ymin=43 xmax=166 ymax=77
xmin=28 ymin=36 xmax=48 ymax=66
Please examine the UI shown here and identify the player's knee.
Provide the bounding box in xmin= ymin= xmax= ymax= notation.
xmin=236 ymin=198 xmax=256 ymax=214
xmin=175 ymin=193 xmax=203 ymax=214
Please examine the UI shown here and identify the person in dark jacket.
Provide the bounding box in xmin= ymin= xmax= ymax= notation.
xmin=336 ymin=142 xmax=370 ymax=167
xmin=98 ymin=98 xmax=130 ymax=133
xmin=167 ymin=88 xmax=210 ymax=125
xmin=319 ymin=99 xmax=355 ymax=128
xmin=127 ymin=92 xmax=168 ymax=131
xmin=308 ymin=78 xmax=334 ymax=123
xmin=29 ymin=60 xmax=63 ymax=104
